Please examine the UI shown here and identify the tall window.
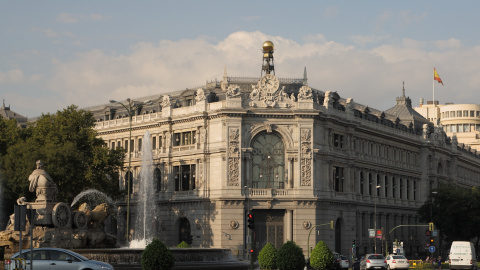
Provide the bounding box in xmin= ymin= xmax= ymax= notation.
xmin=333 ymin=166 xmax=344 ymax=192
xmin=173 ymin=131 xmax=196 ymax=146
xmin=251 ymin=132 xmax=285 ymax=189
xmin=360 ymin=172 xmax=364 ymax=195
xmin=174 ymin=164 xmax=196 ymax=191
xmin=152 ymin=136 xmax=157 ymax=150
xmin=154 ymin=168 xmax=161 ymax=192
xmin=333 ymin=133 xmax=344 ymax=148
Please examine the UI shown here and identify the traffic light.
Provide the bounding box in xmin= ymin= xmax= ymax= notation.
xmin=247 ymin=212 xmax=254 ymax=230
xmin=430 ymin=237 xmax=434 ymax=245
xmin=330 ymin=220 xmax=334 ymax=229
xmin=425 ymin=230 xmax=431 ymax=236
xmin=352 ymin=240 xmax=356 ymax=247
xmin=429 ymin=222 xmax=435 ymax=231
xmin=249 ymin=248 xmax=254 ymax=254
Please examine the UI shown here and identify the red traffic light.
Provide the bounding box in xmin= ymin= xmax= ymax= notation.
xmin=249 ymin=249 xmax=254 ymax=253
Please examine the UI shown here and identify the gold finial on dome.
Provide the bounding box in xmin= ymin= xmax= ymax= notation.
xmin=262 ymin=41 xmax=274 ymax=53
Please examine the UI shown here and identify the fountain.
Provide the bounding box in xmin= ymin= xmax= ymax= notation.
xmin=129 ymin=130 xmax=158 ymax=248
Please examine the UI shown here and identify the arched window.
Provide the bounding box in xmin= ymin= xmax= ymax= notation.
xmin=251 ymin=132 xmax=285 ymax=189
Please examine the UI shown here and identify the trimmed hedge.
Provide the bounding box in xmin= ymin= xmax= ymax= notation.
xmin=258 ymin=242 xmax=277 ymax=270
xmin=141 ymin=238 xmax=175 ymax=270
xmin=276 ymin=241 xmax=305 ymax=270
xmin=310 ymin=240 xmax=334 ymax=270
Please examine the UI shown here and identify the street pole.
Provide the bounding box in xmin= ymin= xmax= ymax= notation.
xmin=110 ymin=98 xmax=152 ymax=243
xmin=375 ymin=185 xmax=381 ymax=254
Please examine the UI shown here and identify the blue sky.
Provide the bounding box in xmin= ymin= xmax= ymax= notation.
xmin=2 ymin=1 xmax=480 ymax=117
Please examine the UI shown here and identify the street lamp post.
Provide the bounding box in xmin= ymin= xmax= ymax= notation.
xmin=110 ymin=98 xmax=151 ymax=242
xmin=375 ymin=185 xmax=381 ymax=253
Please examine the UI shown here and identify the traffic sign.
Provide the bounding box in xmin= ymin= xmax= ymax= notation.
xmin=429 ymin=246 xmax=435 ymax=253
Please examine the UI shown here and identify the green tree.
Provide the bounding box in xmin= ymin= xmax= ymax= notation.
xmin=276 ymin=241 xmax=305 ymax=270
xmin=418 ymin=184 xmax=480 ymax=252
xmin=141 ymin=238 xmax=175 ymax=270
xmin=0 ymin=117 xmax=22 ymax=155
xmin=258 ymin=242 xmax=277 ymax=270
xmin=310 ymin=240 xmax=334 ymax=270
xmin=0 ymin=105 xmax=125 ymax=211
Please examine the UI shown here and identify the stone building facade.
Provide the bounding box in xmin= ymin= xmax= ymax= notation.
xmin=87 ymin=43 xmax=480 ymax=258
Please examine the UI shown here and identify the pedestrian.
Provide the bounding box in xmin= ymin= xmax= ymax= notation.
xmin=425 ymin=256 xmax=430 ymax=263
xmin=438 ymin=256 xmax=442 ymax=270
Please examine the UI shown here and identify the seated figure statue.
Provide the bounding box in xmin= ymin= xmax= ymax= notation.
xmin=28 ymin=160 xmax=57 ymax=202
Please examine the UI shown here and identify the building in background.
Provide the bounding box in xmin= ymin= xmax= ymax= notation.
xmin=87 ymin=42 xmax=480 ymax=258
xmin=414 ymin=100 xmax=480 ymax=151
xmin=0 ymin=100 xmax=27 ymax=128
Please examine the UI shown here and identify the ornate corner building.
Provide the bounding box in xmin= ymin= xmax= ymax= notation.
xmin=87 ymin=41 xmax=480 ymax=257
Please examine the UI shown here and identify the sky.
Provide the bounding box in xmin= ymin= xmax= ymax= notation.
xmin=2 ymin=1 xmax=480 ymax=118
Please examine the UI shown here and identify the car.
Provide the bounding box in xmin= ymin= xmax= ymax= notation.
xmin=5 ymin=247 xmax=114 ymax=270
xmin=386 ymin=254 xmax=409 ymax=270
xmin=360 ymin=253 xmax=387 ymax=270
xmin=339 ymin=255 xmax=350 ymax=270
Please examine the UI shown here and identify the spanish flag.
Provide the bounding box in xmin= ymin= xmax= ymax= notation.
xmin=434 ymin=68 xmax=443 ymax=85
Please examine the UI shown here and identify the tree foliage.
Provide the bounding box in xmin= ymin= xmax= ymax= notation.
xmin=418 ymin=184 xmax=480 ymax=251
xmin=258 ymin=242 xmax=277 ymax=270
xmin=141 ymin=238 xmax=175 ymax=270
xmin=310 ymin=240 xmax=334 ymax=270
xmin=276 ymin=241 xmax=305 ymax=270
xmin=0 ymin=105 xmax=125 ymax=213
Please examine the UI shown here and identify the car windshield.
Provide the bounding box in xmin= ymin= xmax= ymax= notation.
xmin=392 ymin=256 xmax=406 ymax=259
xmin=368 ymin=254 xmax=385 ymax=259
xmin=341 ymin=256 xmax=347 ymax=260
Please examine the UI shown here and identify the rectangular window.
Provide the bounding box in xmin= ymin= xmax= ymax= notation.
xmin=117 ymin=141 xmax=121 ymax=148
xmin=457 ymin=110 xmax=462 ymax=117
xmin=130 ymin=139 xmax=134 ymax=152
xmin=159 ymin=136 xmax=163 ymax=148
xmin=333 ymin=133 xmax=344 ymax=148
xmin=457 ymin=124 xmax=462 ymax=133
xmin=451 ymin=125 xmax=457 ymax=133
xmin=111 ymin=142 xmax=115 ymax=150
xmin=138 ymin=138 xmax=142 ymax=151
xmin=463 ymin=110 xmax=468 ymax=117
xmin=173 ymin=133 xmax=181 ymax=146
xmin=445 ymin=111 xmax=449 ymax=118
xmin=174 ymin=164 xmax=196 ymax=191
xmin=333 ymin=166 xmax=344 ymax=192
xmin=451 ymin=111 xmax=455 ymax=117
xmin=477 ymin=111 xmax=480 ymax=117
xmin=471 ymin=110 xmax=475 ymax=117
xmin=124 ymin=140 xmax=129 ymax=152
xmin=152 ymin=136 xmax=156 ymax=150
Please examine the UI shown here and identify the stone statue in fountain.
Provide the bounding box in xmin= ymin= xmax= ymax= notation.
xmin=0 ymin=160 xmax=117 ymax=252
xmin=28 ymin=160 xmax=57 ymax=202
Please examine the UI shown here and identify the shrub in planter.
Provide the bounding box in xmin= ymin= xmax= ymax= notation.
xmin=141 ymin=238 xmax=175 ymax=270
xmin=276 ymin=241 xmax=305 ymax=270
xmin=258 ymin=242 xmax=277 ymax=270
xmin=176 ymin=241 xmax=190 ymax=248
xmin=309 ymin=240 xmax=334 ymax=270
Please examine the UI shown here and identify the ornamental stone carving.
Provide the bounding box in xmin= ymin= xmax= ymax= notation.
xmin=300 ymin=129 xmax=312 ymax=186
xmin=323 ymin=91 xmax=333 ymax=109
xmin=161 ymin=95 xmax=171 ymax=108
xmin=228 ymin=128 xmax=240 ymax=186
xmin=298 ymin=85 xmax=313 ymax=100
xmin=247 ymin=75 xmax=294 ymax=108
xmin=230 ymin=220 xmax=239 ymax=229
xmin=302 ymin=221 xmax=312 ymax=229
xmin=226 ymin=84 xmax=241 ymax=98
xmin=196 ymin=88 xmax=206 ymax=102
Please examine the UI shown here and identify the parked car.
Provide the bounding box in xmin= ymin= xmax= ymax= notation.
xmin=386 ymin=254 xmax=409 ymax=270
xmin=5 ymin=247 xmax=114 ymax=270
xmin=339 ymin=255 xmax=350 ymax=270
xmin=360 ymin=254 xmax=387 ymax=270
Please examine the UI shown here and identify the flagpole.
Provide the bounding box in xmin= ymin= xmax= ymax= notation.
xmin=433 ymin=67 xmax=436 ymax=126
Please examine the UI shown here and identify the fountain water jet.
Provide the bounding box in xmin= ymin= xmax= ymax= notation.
xmin=71 ymin=188 xmax=114 ymax=208
xmin=129 ymin=130 xmax=157 ymax=248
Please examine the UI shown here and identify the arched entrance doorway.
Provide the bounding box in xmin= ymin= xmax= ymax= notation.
xmin=178 ymin=217 xmax=192 ymax=245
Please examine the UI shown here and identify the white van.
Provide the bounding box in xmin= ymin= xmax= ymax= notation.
xmin=449 ymin=241 xmax=477 ymax=270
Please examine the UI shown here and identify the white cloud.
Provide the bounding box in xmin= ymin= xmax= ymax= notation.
xmin=42 ymin=31 xmax=480 ymax=114
xmin=56 ymin=13 xmax=78 ymax=24
xmin=0 ymin=69 xmax=24 ymax=83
